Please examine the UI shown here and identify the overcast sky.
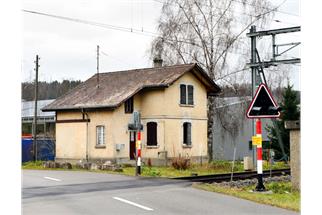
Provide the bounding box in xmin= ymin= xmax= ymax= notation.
xmin=22 ymin=0 xmax=300 ymax=89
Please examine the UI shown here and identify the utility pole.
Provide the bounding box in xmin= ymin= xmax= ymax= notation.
xmin=97 ymin=45 xmax=100 ymax=88
xmin=250 ymin=26 xmax=258 ymax=170
xmin=32 ymin=55 xmax=39 ymax=161
xmin=247 ymin=25 xmax=301 ymax=191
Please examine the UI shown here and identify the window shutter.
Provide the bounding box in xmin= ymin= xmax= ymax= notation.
xmin=188 ymin=85 xmax=194 ymax=105
xmin=147 ymin=122 xmax=157 ymax=146
xmin=124 ymin=97 xmax=134 ymax=113
xmin=187 ymin=123 xmax=191 ymax=145
xmin=183 ymin=122 xmax=190 ymax=144
xmin=180 ymin=84 xmax=186 ymax=104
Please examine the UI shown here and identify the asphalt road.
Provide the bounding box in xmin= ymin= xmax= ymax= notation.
xmin=22 ymin=170 xmax=299 ymax=215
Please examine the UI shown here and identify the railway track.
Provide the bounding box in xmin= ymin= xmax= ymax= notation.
xmin=173 ymin=168 xmax=290 ymax=183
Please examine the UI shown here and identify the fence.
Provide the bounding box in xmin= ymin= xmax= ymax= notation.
xmin=22 ymin=137 xmax=55 ymax=162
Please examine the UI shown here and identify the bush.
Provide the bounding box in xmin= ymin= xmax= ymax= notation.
xmin=171 ymin=157 xmax=190 ymax=170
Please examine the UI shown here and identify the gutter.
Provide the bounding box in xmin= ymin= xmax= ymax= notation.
xmin=81 ymin=108 xmax=90 ymax=162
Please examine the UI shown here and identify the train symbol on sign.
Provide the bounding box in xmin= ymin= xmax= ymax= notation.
xmin=246 ymin=84 xmax=281 ymax=118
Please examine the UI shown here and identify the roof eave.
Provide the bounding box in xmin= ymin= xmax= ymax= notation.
xmin=193 ymin=64 xmax=221 ymax=94
xmin=42 ymin=105 xmax=118 ymax=112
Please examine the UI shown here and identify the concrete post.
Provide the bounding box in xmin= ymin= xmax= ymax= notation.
xmin=285 ymin=120 xmax=300 ymax=191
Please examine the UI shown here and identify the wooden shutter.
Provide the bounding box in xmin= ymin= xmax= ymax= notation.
xmin=180 ymin=84 xmax=186 ymax=104
xmin=183 ymin=122 xmax=191 ymax=145
xmin=147 ymin=122 xmax=157 ymax=146
xmin=187 ymin=85 xmax=194 ymax=105
xmin=187 ymin=123 xmax=191 ymax=145
xmin=124 ymin=97 xmax=134 ymax=113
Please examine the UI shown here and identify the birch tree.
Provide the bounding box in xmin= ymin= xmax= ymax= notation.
xmin=150 ymin=0 xmax=281 ymax=161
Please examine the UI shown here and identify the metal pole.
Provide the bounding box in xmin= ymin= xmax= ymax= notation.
xmin=272 ymin=34 xmax=276 ymax=61
xmin=250 ymin=26 xmax=257 ymax=170
xmin=255 ymin=119 xmax=265 ymax=191
xmin=97 ymin=45 xmax=100 ymax=88
xmin=269 ymin=141 xmax=272 ymax=178
xmin=136 ymin=131 xmax=142 ymax=175
xmin=32 ymin=55 xmax=39 ymax=161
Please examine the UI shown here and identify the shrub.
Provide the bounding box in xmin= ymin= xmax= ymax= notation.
xmin=171 ymin=156 xmax=190 ymax=170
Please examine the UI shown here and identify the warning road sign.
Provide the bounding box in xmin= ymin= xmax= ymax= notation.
xmin=246 ymin=83 xmax=281 ymax=118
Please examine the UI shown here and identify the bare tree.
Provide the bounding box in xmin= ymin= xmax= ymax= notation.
xmin=150 ymin=0 xmax=281 ymax=161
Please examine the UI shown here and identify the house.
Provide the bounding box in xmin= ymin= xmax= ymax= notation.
xmin=22 ymin=99 xmax=56 ymax=138
xmin=212 ymin=96 xmax=272 ymax=161
xmin=42 ymin=62 xmax=221 ymax=164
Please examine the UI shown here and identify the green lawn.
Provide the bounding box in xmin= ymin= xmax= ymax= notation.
xmin=193 ymin=182 xmax=300 ymax=212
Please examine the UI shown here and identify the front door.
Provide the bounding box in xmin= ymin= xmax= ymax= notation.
xmin=129 ymin=131 xmax=136 ymax=160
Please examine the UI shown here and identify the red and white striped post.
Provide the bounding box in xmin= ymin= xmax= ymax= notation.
xmin=255 ymin=119 xmax=265 ymax=191
xmin=136 ymin=131 xmax=142 ymax=175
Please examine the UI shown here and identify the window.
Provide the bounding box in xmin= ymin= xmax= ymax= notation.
xmin=180 ymin=84 xmax=194 ymax=105
xmin=147 ymin=122 xmax=157 ymax=146
xmin=187 ymin=85 xmax=194 ymax=105
xmin=124 ymin=97 xmax=133 ymax=113
xmin=180 ymin=84 xmax=186 ymax=104
xmin=96 ymin=126 xmax=105 ymax=145
xmin=183 ymin=122 xmax=191 ymax=145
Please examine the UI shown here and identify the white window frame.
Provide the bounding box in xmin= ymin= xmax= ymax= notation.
xmin=179 ymin=83 xmax=194 ymax=106
xmin=96 ymin=125 xmax=105 ymax=146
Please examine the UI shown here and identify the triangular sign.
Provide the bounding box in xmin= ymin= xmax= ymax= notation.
xmin=246 ymin=83 xmax=281 ymax=118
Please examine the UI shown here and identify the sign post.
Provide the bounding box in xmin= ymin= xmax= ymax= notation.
xmin=247 ymin=83 xmax=281 ymax=191
xmin=128 ymin=111 xmax=143 ymax=176
xmin=254 ymin=119 xmax=265 ymax=191
xmin=136 ymin=131 xmax=142 ymax=175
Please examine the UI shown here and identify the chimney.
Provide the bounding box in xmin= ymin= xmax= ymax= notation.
xmin=153 ymin=57 xmax=163 ymax=68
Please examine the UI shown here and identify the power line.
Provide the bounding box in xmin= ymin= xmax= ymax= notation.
xmin=22 ymin=9 xmax=199 ymax=45
xmin=23 ymin=9 xmax=155 ymax=35
xmin=22 ymin=7 xmax=282 ymax=58
xmin=100 ymin=51 xmax=132 ymax=67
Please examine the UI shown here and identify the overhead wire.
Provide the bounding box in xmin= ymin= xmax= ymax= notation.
xmin=22 ymin=1 xmax=290 ymax=62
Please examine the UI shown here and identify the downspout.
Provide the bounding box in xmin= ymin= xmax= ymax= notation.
xmin=82 ymin=108 xmax=89 ymax=162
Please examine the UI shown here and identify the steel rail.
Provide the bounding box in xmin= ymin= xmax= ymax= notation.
xmin=173 ymin=168 xmax=290 ymax=183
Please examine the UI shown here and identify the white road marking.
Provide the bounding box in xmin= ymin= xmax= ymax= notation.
xmin=113 ymin=197 xmax=154 ymax=211
xmin=44 ymin=176 xmax=62 ymax=182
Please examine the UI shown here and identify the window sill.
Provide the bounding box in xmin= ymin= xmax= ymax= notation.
xmin=95 ymin=145 xmax=106 ymax=149
xmin=182 ymin=144 xmax=192 ymax=148
xmin=179 ymin=104 xmax=194 ymax=108
xmin=146 ymin=145 xmax=159 ymax=149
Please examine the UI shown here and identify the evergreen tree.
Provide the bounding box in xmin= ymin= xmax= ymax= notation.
xmin=266 ymin=84 xmax=300 ymax=160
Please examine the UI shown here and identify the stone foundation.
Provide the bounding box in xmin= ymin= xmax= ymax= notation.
xmin=56 ymin=156 xmax=209 ymax=167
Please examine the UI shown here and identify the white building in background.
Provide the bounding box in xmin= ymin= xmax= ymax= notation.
xmin=21 ymin=99 xmax=56 ymax=138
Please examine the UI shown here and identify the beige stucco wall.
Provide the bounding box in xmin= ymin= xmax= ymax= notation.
xmin=56 ymin=121 xmax=87 ymax=160
xmin=55 ymin=70 xmax=209 ymax=163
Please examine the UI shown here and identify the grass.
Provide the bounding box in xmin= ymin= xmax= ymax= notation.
xmin=193 ymin=181 xmax=300 ymax=212
xmin=22 ymin=160 xmax=289 ymax=178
